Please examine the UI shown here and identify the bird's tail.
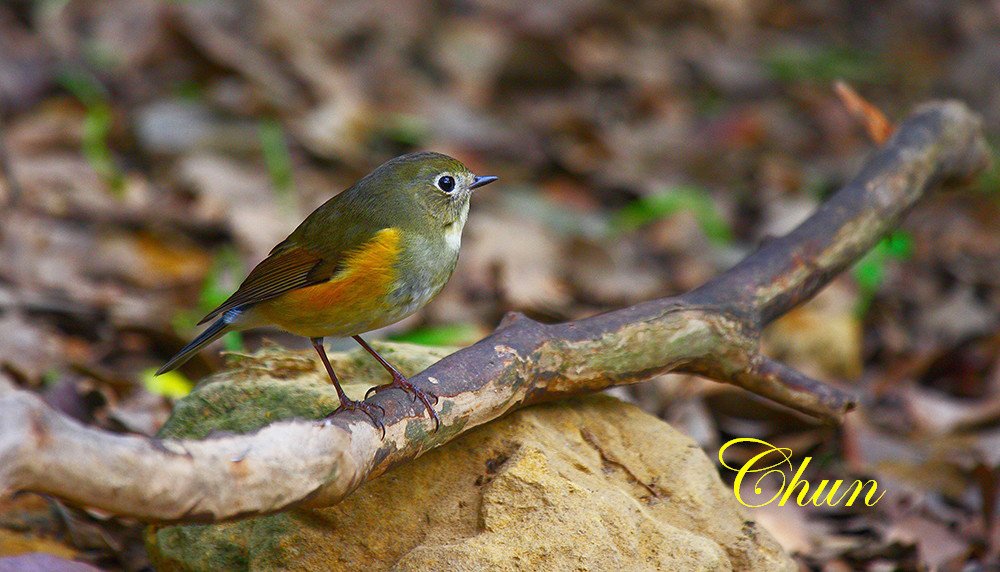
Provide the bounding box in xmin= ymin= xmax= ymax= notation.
xmin=155 ymin=312 xmax=237 ymax=375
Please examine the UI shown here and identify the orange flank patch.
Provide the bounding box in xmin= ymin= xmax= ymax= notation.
xmin=255 ymin=228 xmax=402 ymax=337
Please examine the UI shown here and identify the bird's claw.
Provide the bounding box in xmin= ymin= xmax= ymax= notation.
xmin=323 ymin=399 xmax=386 ymax=439
xmin=365 ymin=376 xmax=440 ymax=431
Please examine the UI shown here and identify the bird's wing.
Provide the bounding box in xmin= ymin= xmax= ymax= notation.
xmin=196 ymin=239 xmax=345 ymax=325
xmin=198 ymin=179 xmax=394 ymax=325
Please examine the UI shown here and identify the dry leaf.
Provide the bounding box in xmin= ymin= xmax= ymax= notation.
xmin=834 ymin=81 xmax=895 ymax=145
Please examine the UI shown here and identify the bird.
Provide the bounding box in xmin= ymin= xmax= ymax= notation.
xmin=156 ymin=151 xmax=498 ymax=434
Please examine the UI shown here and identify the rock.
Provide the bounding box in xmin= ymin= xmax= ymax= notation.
xmin=155 ymin=342 xmax=456 ymax=439
xmin=147 ymin=343 xmax=793 ymax=571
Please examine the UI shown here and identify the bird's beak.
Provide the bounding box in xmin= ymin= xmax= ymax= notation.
xmin=470 ymin=175 xmax=499 ymax=190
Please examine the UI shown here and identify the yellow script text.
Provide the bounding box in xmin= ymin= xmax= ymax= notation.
xmin=718 ymin=438 xmax=885 ymax=508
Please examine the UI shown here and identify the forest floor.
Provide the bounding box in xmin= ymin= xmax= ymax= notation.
xmin=1 ymin=1 xmax=998 ymax=570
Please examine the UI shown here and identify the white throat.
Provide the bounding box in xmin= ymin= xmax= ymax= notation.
xmin=444 ymin=204 xmax=469 ymax=252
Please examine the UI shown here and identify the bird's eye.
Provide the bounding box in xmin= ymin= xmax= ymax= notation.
xmin=436 ymin=175 xmax=455 ymax=193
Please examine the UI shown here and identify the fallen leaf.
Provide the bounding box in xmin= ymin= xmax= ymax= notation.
xmin=834 ymin=81 xmax=894 ymax=144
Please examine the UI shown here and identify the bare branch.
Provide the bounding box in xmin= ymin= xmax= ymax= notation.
xmin=687 ymin=101 xmax=990 ymax=324
xmin=702 ymin=355 xmax=856 ymax=419
xmin=0 ymin=101 xmax=990 ymax=523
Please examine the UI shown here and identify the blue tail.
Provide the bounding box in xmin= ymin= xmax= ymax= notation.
xmin=155 ymin=310 xmax=239 ymax=375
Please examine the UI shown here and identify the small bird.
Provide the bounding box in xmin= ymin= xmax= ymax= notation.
xmin=156 ymin=152 xmax=497 ymax=433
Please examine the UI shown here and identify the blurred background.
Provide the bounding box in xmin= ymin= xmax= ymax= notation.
xmin=1 ymin=0 xmax=999 ymax=569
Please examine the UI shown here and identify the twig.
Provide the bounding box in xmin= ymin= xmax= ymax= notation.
xmin=0 ymin=101 xmax=990 ymax=523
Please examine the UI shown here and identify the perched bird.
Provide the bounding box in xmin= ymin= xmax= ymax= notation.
xmin=156 ymin=152 xmax=497 ymax=433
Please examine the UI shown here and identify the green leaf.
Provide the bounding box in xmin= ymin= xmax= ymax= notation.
xmin=852 ymin=230 xmax=913 ymax=315
xmin=173 ymin=80 xmax=205 ymax=102
xmin=171 ymin=247 xmax=245 ymax=333
xmin=172 ymin=249 xmax=246 ymax=354
xmin=853 ymin=255 xmax=885 ymax=295
xmin=259 ymin=118 xmax=297 ymax=211
xmin=389 ymin=323 xmax=483 ymax=347
xmin=199 ymin=247 xmax=244 ymax=313
xmin=222 ymin=331 xmax=244 ymax=353
xmin=142 ymin=368 xmax=193 ymax=399
xmin=58 ymin=68 xmax=107 ymax=106
xmin=610 ymin=186 xmax=733 ymax=245
xmin=765 ymin=46 xmax=882 ymax=84
xmin=883 ymin=231 xmax=913 ymax=259
xmin=59 ymin=69 xmax=125 ymax=195
xmin=381 ymin=114 xmax=429 ymax=147
xmin=41 ymin=368 xmax=61 ymax=388
xmin=970 ymin=139 xmax=1000 ymax=199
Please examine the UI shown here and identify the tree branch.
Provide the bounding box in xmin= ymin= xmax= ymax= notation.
xmin=0 ymin=101 xmax=990 ymax=523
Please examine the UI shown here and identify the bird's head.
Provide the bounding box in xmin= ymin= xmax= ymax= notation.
xmin=364 ymin=152 xmax=498 ymax=228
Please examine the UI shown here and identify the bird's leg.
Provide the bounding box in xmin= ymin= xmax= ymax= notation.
xmin=311 ymin=337 xmax=385 ymax=437
xmin=355 ymin=335 xmax=440 ymax=430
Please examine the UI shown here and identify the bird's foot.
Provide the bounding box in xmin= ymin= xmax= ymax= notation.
xmin=366 ymin=375 xmax=440 ymax=431
xmin=323 ymin=399 xmax=386 ymax=439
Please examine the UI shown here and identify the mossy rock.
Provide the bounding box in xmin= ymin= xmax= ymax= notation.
xmin=147 ymin=343 xmax=793 ymax=571
xmin=157 ymin=341 xmax=455 ymax=440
